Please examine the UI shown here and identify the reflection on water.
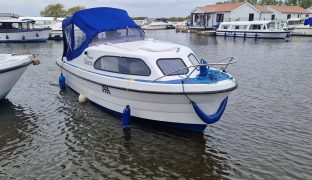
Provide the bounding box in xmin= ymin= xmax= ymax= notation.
xmin=0 ymin=31 xmax=312 ymax=179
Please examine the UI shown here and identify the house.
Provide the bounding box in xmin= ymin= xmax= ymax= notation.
xmin=307 ymin=7 xmax=312 ymax=13
xmin=267 ymin=5 xmax=311 ymax=21
xmin=190 ymin=2 xmax=272 ymax=29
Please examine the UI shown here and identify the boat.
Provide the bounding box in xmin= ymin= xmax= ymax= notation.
xmin=19 ymin=17 xmax=64 ymax=40
xmin=216 ymin=21 xmax=291 ymax=39
xmin=0 ymin=19 xmax=50 ymax=42
xmin=56 ymin=7 xmax=238 ymax=132
xmin=286 ymin=18 xmax=312 ymax=36
xmin=0 ymin=54 xmax=36 ymax=100
xmin=142 ymin=18 xmax=174 ymax=30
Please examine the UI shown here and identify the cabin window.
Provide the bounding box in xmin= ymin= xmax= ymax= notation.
xmin=157 ymin=58 xmax=188 ymax=76
xmin=232 ymin=25 xmax=248 ymax=30
xmin=267 ymin=22 xmax=276 ymax=30
xmin=64 ymin=24 xmax=73 ymax=53
xmin=11 ymin=23 xmax=19 ymax=29
xmin=306 ymin=14 xmax=309 ymax=18
xmin=249 ymin=24 xmax=262 ymax=30
xmin=94 ymin=56 xmax=151 ymax=76
xmin=74 ymin=25 xmax=86 ymax=49
xmin=188 ymin=54 xmax=199 ymax=65
xmin=221 ymin=25 xmax=229 ymax=29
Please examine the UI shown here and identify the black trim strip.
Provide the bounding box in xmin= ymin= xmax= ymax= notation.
xmin=0 ymin=28 xmax=51 ymax=33
xmin=0 ymin=61 xmax=32 ymax=74
xmin=58 ymin=63 xmax=238 ymax=95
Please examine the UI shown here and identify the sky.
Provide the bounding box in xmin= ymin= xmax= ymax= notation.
xmin=0 ymin=0 xmax=219 ymax=18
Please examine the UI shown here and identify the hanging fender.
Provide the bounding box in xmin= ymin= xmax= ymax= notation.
xmin=191 ymin=97 xmax=228 ymax=124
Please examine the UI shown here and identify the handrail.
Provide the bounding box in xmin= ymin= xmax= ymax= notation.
xmin=150 ymin=56 xmax=238 ymax=83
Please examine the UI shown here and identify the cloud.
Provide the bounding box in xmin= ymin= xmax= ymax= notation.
xmin=0 ymin=0 xmax=218 ymax=17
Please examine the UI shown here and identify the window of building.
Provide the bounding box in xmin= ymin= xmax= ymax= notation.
xmin=287 ymin=14 xmax=291 ymax=19
xmin=157 ymin=58 xmax=188 ymax=76
xmin=271 ymin=14 xmax=275 ymax=20
xmin=94 ymin=56 xmax=151 ymax=76
xmin=216 ymin=14 xmax=224 ymax=23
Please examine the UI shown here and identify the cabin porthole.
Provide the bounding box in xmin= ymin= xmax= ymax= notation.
xmin=36 ymin=33 xmax=39 ymax=37
xmin=6 ymin=35 xmax=9 ymax=39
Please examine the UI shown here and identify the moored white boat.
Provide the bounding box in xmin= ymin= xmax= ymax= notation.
xmin=142 ymin=21 xmax=174 ymax=30
xmin=287 ymin=18 xmax=312 ymax=36
xmin=0 ymin=19 xmax=50 ymax=42
xmin=217 ymin=21 xmax=290 ymax=39
xmin=19 ymin=17 xmax=64 ymax=40
xmin=57 ymin=7 xmax=238 ymax=132
xmin=0 ymin=54 xmax=33 ymax=100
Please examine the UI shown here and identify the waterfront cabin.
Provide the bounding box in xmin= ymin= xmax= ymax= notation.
xmin=267 ymin=5 xmax=311 ymax=21
xmin=190 ymin=2 xmax=272 ymax=29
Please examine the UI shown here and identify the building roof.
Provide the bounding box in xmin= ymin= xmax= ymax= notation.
xmin=268 ymin=5 xmax=311 ymax=14
xmin=198 ymin=2 xmax=245 ymax=13
xmin=253 ymin=5 xmax=271 ymax=13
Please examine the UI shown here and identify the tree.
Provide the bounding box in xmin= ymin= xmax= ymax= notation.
xmin=299 ymin=0 xmax=312 ymax=8
xmin=67 ymin=6 xmax=85 ymax=16
xmin=40 ymin=3 xmax=66 ymax=17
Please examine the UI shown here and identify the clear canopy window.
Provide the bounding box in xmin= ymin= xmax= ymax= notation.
xmin=94 ymin=56 xmax=151 ymax=76
xmin=157 ymin=58 xmax=188 ymax=76
xmin=90 ymin=28 xmax=145 ymax=45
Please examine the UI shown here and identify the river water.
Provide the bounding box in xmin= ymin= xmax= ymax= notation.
xmin=1 ymin=30 xmax=312 ymax=179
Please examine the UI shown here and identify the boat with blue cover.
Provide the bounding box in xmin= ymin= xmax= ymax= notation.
xmin=286 ymin=18 xmax=312 ymax=36
xmin=56 ymin=7 xmax=238 ymax=132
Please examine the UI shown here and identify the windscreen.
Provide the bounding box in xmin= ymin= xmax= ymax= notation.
xmin=90 ymin=28 xmax=145 ymax=45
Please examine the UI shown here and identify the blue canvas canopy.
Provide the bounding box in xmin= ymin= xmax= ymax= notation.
xmin=62 ymin=7 xmax=143 ymax=60
xmin=304 ymin=17 xmax=312 ymax=26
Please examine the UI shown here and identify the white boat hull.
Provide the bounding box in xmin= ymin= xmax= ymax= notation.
xmin=58 ymin=61 xmax=234 ymax=132
xmin=291 ymin=27 xmax=312 ymax=36
xmin=0 ymin=54 xmax=32 ymax=100
xmin=216 ymin=31 xmax=290 ymax=39
xmin=0 ymin=29 xmax=50 ymax=42
xmin=49 ymin=30 xmax=63 ymax=40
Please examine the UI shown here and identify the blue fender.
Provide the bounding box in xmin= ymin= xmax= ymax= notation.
xmin=191 ymin=97 xmax=228 ymax=124
xmin=59 ymin=73 xmax=66 ymax=89
xmin=122 ymin=105 xmax=131 ymax=128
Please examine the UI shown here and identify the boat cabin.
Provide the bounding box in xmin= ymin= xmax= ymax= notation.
xmin=218 ymin=21 xmax=283 ymax=31
xmin=287 ymin=18 xmax=305 ymax=25
xmin=0 ymin=19 xmax=35 ymax=31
